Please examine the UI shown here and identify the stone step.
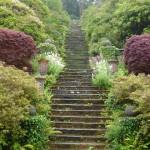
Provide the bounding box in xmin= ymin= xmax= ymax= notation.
xmin=53 ymin=93 xmax=106 ymax=99
xmin=65 ymin=65 xmax=90 ymax=69
xmin=65 ymin=58 xmax=89 ymax=61
xmin=52 ymin=98 xmax=105 ymax=104
xmin=53 ymin=121 xmax=106 ymax=128
xmin=55 ymin=128 xmax=106 ymax=136
xmin=65 ymin=63 xmax=90 ymax=66
xmin=51 ymin=115 xmax=109 ymax=123
xmin=65 ymin=67 xmax=90 ymax=69
xmin=64 ymin=58 xmax=90 ymax=62
xmin=51 ymin=90 xmax=103 ymax=94
xmin=55 ymin=81 xmax=93 ymax=86
xmin=65 ymin=51 xmax=88 ymax=54
xmin=52 ymin=86 xmax=98 ymax=90
xmin=52 ymin=104 xmax=105 ymax=110
xmin=65 ymin=52 xmax=88 ymax=55
xmin=50 ymin=135 xmax=106 ymax=143
xmin=63 ymin=69 xmax=92 ymax=73
xmin=49 ymin=142 xmax=105 ymax=150
xmin=65 ymin=56 xmax=89 ymax=59
xmin=57 ymin=78 xmax=91 ymax=83
xmin=59 ymin=74 xmax=91 ymax=78
xmin=51 ymin=109 xmax=105 ymax=116
xmin=60 ymin=72 xmax=92 ymax=75
xmin=50 ymin=23 xmax=107 ymax=149
xmin=65 ymin=62 xmax=89 ymax=65
xmin=66 ymin=61 xmax=89 ymax=64
xmin=65 ymin=54 xmax=88 ymax=56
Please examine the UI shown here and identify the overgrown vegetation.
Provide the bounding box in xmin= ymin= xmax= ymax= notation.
xmin=81 ymin=0 xmax=150 ymax=48
xmin=0 ymin=0 xmax=69 ymax=149
xmin=92 ymin=60 xmax=112 ymax=89
xmin=0 ymin=64 xmax=54 ymax=150
xmin=0 ymin=0 xmax=70 ymax=55
xmin=106 ymin=74 xmax=150 ymax=150
xmin=81 ymin=1 xmax=150 ymax=149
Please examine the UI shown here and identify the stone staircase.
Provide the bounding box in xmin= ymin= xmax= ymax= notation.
xmin=49 ymin=23 xmax=108 ymax=150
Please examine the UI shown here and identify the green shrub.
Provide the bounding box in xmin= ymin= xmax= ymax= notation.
xmin=92 ymin=60 xmax=112 ymax=89
xmin=106 ymin=117 xmax=142 ymax=150
xmin=0 ymin=64 xmax=52 ymax=149
xmin=22 ymin=115 xmax=54 ymax=150
xmin=100 ymin=45 xmax=119 ymax=60
xmin=81 ymin=0 xmax=150 ymax=47
xmin=107 ymin=74 xmax=150 ymax=113
xmin=89 ymin=38 xmax=120 ymax=60
xmin=0 ymin=0 xmax=70 ymax=48
xmin=144 ymin=27 xmax=150 ymax=33
xmin=106 ymin=74 xmax=150 ymax=149
xmin=38 ymin=39 xmax=57 ymax=54
xmin=0 ymin=64 xmax=39 ymax=147
xmin=0 ymin=0 xmax=48 ymax=43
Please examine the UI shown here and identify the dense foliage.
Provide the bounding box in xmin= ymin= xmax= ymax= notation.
xmin=92 ymin=60 xmax=112 ymax=89
xmin=124 ymin=34 xmax=150 ymax=75
xmin=81 ymin=0 xmax=150 ymax=48
xmin=0 ymin=0 xmax=70 ymax=55
xmin=62 ymin=0 xmax=80 ymax=19
xmin=82 ymin=0 xmax=150 ymax=149
xmin=0 ymin=29 xmax=37 ymax=71
xmin=0 ymin=64 xmax=53 ymax=149
xmin=106 ymin=74 xmax=150 ymax=149
xmin=0 ymin=0 xmax=68 ymax=149
xmin=0 ymin=0 xmax=47 ymax=43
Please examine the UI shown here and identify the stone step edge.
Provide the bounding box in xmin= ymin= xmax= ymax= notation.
xmin=51 ymin=109 xmax=104 ymax=112
xmin=52 ymin=98 xmax=106 ymax=100
xmin=51 ymin=104 xmax=105 ymax=106
xmin=54 ymin=121 xmax=107 ymax=125
xmin=55 ymin=128 xmax=106 ymax=131
xmin=51 ymin=115 xmax=110 ymax=119
xmin=50 ymin=135 xmax=106 ymax=139
xmin=50 ymin=142 xmax=106 ymax=146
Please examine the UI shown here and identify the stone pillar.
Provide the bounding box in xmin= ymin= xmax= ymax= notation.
xmin=108 ymin=60 xmax=118 ymax=73
xmin=38 ymin=59 xmax=49 ymax=75
xmin=35 ymin=76 xmax=46 ymax=91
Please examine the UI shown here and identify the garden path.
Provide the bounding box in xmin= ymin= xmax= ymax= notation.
xmin=50 ymin=22 xmax=109 ymax=150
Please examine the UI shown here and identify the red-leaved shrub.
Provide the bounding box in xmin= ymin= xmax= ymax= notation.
xmin=124 ymin=34 xmax=150 ymax=75
xmin=0 ymin=29 xmax=37 ymax=71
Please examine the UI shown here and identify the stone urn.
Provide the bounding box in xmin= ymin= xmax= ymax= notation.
xmin=35 ymin=76 xmax=46 ymax=91
xmin=108 ymin=59 xmax=118 ymax=73
xmin=38 ymin=59 xmax=49 ymax=75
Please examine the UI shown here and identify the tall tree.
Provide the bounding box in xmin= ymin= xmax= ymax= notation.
xmin=62 ymin=0 xmax=80 ymax=19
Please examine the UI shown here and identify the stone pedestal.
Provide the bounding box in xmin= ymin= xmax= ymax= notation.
xmin=38 ymin=59 xmax=49 ymax=75
xmin=108 ymin=60 xmax=118 ymax=73
xmin=35 ymin=76 xmax=46 ymax=91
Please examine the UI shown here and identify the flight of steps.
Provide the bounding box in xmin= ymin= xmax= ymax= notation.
xmin=49 ymin=23 xmax=108 ymax=150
